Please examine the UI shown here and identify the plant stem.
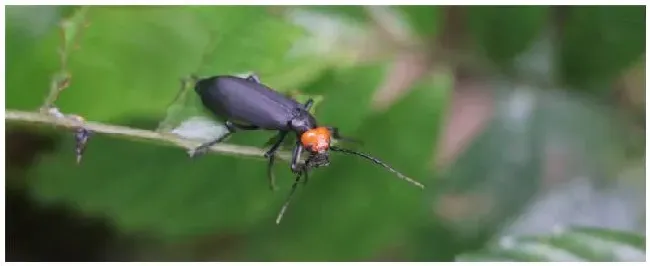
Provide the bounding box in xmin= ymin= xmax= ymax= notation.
xmin=5 ymin=109 xmax=291 ymax=161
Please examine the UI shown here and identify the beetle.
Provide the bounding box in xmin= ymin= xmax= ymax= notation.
xmin=188 ymin=74 xmax=425 ymax=224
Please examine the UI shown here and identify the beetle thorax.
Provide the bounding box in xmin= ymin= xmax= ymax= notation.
xmin=300 ymin=127 xmax=331 ymax=153
xmin=289 ymin=111 xmax=317 ymax=133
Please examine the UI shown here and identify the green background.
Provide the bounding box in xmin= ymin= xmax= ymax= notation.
xmin=5 ymin=6 xmax=645 ymax=261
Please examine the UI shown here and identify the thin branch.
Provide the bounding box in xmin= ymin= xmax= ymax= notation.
xmin=5 ymin=109 xmax=292 ymax=162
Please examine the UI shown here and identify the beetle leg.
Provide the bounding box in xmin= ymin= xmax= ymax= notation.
xmin=188 ymin=132 xmax=232 ymax=158
xmin=275 ymin=168 xmax=304 ymax=224
xmin=264 ymin=131 xmax=289 ymax=157
xmin=266 ymin=154 xmax=277 ymax=191
xmin=264 ymin=99 xmax=314 ymax=190
xmin=286 ymin=99 xmax=313 ymax=173
xmin=245 ymin=73 xmax=261 ymax=84
xmin=303 ymin=98 xmax=314 ymax=111
xmin=264 ymin=130 xmax=289 ymax=191
xmin=188 ymin=121 xmax=259 ymax=158
xmin=290 ymin=140 xmax=304 ymax=174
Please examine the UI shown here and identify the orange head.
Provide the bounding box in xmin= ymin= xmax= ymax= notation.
xmin=300 ymin=127 xmax=331 ymax=153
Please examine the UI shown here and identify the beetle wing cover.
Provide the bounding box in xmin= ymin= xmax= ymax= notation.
xmin=196 ymin=76 xmax=305 ymax=130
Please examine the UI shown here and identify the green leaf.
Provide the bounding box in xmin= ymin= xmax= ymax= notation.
xmin=21 ymin=62 xmax=391 ymax=245
xmin=457 ymin=226 xmax=646 ymax=261
xmin=5 ymin=6 xmax=75 ymax=54
xmin=6 ymin=6 xmax=309 ymax=123
xmin=6 ymin=6 xmax=70 ymax=111
xmin=467 ymin=6 xmax=549 ymax=68
xmin=570 ymin=226 xmax=645 ymax=250
xmin=60 ymin=7 xmax=90 ymax=61
xmin=430 ymin=85 xmax=546 ymax=235
xmin=421 ymin=78 xmax=633 ymax=258
xmin=27 ymin=118 xmax=285 ymax=240
xmin=558 ymin=6 xmax=645 ymax=89
xmin=301 ymin=64 xmax=386 ymax=131
xmin=394 ymin=6 xmax=441 ymax=37
xmin=190 ymin=7 xmax=306 ymax=77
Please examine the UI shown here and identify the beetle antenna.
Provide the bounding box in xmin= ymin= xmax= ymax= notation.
xmin=329 ymin=146 xmax=425 ymax=189
xmin=276 ymin=164 xmax=309 ymax=224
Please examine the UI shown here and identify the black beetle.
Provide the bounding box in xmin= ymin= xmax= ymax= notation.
xmin=188 ymin=74 xmax=424 ymax=224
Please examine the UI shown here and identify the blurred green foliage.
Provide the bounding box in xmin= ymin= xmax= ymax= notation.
xmin=6 ymin=5 xmax=645 ymax=261
xmin=467 ymin=6 xmax=549 ymax=69
xmin=396 ymin=6 xmax=442 ymax=37
xmin=304 ymin=6 xmax=369 ymax=24
xmin=559 ymin=6 xmax=646 ymax=89
xmin=457 ymin=226 xmax=646 ymax=261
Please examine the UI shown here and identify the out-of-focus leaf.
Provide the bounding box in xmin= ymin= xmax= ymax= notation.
xmin=6 ymin=6 xmax=70 ymax=110
xmin=6 ymin=6 xmax=308 ymax=123
xmin=245 ymin=71 xmax=451 ymax=261
xmin=300 ymin=65 xmax=386 ymax=131
xmin=394 ymin=6 xmax=441 ymax=37
xmin=28 ymin=118 xmax=285 ymax=240
xmin=570 ymin=226 xmax=645 ymax=250
xmin=8 ymin=5 xmax=645 ymax=262
xmin=558 ymin=6 xmax=645 ymax=89
xmin=457 ymin=226 xmax=646 ymax=261
xmin=430 ymin=84 xmax=545 ymax=239
xmin=467 ymin=7 xmax=548 ymax=68
xmin=190 ymin=7 xmax=306 ymax=77
xmin=59 ymin=7 xmax=90 ymax=59
xmin=276 ymin=8 xmax=373 ymax=87
xmin=5 ymin=6 xmax=74 ymax=54
xmin=303 ymin=6 xmax=370 ymax=25
xmin=420 ymin=77 xmax=636 ymax=260
xmin=22 ymin=63 xmax=382 ymax=244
